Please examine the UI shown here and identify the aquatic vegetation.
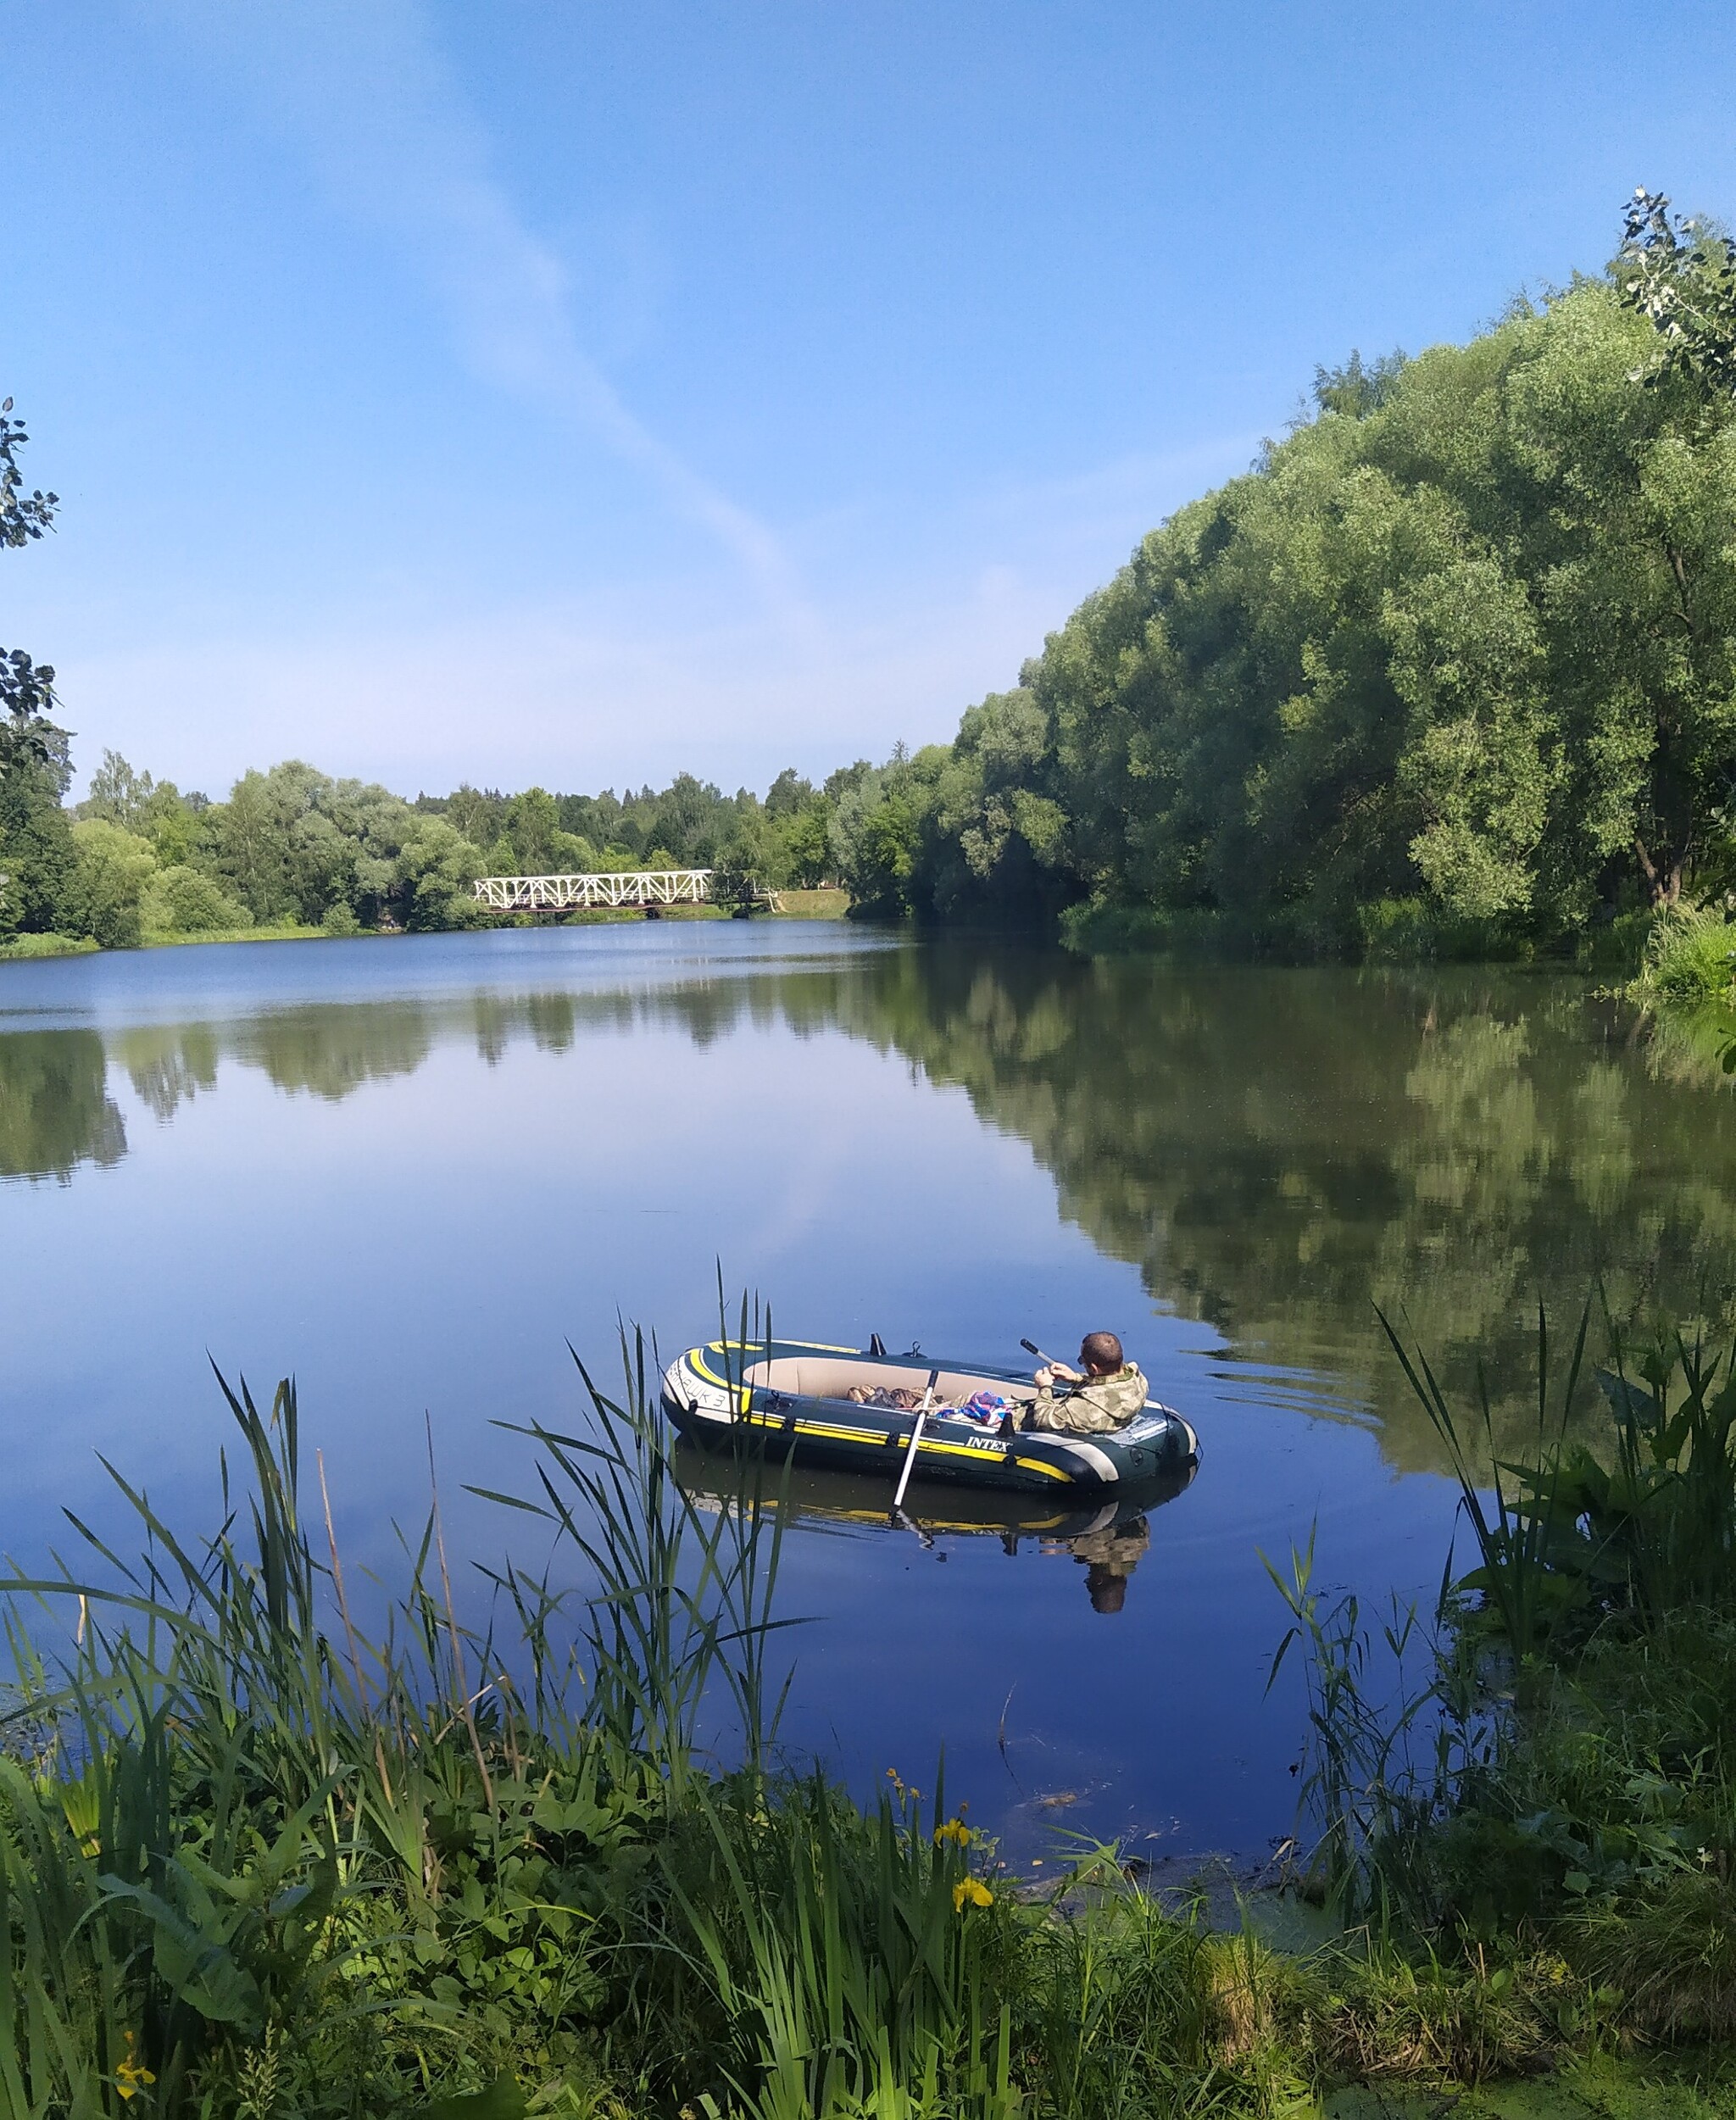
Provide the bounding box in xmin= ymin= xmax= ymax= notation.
xmin=1632 ymin=906 xmax=1736 ymax=1010
xmin=1275 ymin=1299 xmax=1736 ymax=2061
xmin=5 ymin=1299 xmax=1736 ymax=2115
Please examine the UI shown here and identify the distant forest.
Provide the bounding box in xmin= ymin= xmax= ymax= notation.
xmin=4 ymin=192 xmax=1736 ymax=954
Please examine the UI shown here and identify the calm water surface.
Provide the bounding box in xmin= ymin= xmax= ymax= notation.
xmin=3 ymin=925 xmax=1732 ymax=1864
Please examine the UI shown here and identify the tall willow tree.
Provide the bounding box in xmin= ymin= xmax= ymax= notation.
xmin=1028 ymin=278 xmax=1736 ymax=943
xmin=860 ymin=200 xmax=1736 ymax=951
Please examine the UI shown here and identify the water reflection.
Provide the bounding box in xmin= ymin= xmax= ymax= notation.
xmin=672 ymin=1448 xmax=1186 ymax=1621
xmin=6 ymin=938 xmax=1735 ymax=1474
xmin=1050 ymin=1512 xmax=1150 ymax=1616
xmin=0 ymin=1029 xmax=125 ymax=1182
xmin=825 ymin=949 xmax=1736 ymax=1461
xmin=118 ymin=1026 xmax=220 ymax=1120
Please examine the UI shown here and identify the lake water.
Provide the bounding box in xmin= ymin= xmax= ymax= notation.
xmin=3 ymin=924 xmax=1732 ymax=1867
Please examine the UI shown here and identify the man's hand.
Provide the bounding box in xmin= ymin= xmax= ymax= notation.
xmin=1033 ymin=1366 xmax=1054 ymax=1388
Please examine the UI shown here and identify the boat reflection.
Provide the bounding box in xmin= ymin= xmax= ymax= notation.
xmin=671 ymin=1445 xmax=1196 ymax=1614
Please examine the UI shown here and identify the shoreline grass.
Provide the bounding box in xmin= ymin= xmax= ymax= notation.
xmin=0 ymin=932 xmax=100 ymax=960
xmin=0 ymin=896 xmax=854 ymax=966
xmin=4 ymin=1310 xmax=1735 ymax=2116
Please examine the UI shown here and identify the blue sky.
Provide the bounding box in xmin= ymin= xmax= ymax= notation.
xmin=7 ymin=1 xmax=1736 ymax=800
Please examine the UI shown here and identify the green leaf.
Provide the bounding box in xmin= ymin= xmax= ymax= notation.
xmin=416 ymin=2081 xmax=527 ymax=2120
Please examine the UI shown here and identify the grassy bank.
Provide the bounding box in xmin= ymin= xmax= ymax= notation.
xmin=0 ymin=932 xmax=100 ymax=960
xmin=0 ymin=895 xmax=848 ymax=965
xmin=771 ymin=888 xmax=849 ymax=919
xmin=4 ymin=1316 xmax=1736 ymax=2117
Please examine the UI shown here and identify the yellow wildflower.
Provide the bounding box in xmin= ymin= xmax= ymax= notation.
xmin=952 ymin=1877 xmax=993 ymax=1912
xmin=934 ymin=1817 xmax=973 ymax=1847
xmin=115 ymin=2032 xmax=156 ymax=2101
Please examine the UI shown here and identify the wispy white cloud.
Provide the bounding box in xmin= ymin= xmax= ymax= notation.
xmin=163 ymin=0 xmax=809 ymax=626
xmin=64 ymin=427 xmax=1259 ymax=797
xmin=57 ymin=7 xmax=1260 ymax=792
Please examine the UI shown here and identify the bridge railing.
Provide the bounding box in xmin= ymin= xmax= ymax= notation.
xmin=474 ymin=869 xmax=717 ymax=912
xmin=473 ymin=869 xmax=714 ymax=911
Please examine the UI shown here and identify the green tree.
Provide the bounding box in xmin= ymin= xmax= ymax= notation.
xmin=1618 ymin=187 xmax=1736 ymax=398
xmin=61 ymin=819 xmax=157 ymax=949
xmin=141 ymin=865 xmax=253 ymax=937
xmin=895 ymin=209 xmax=1736 ymax=949
xmin=828 ymin=746 xmax=947 ymax=916
xmin=0 ymin=400 xmax=61 ymax=787
xmin=207 ymin=770 xmax=295 ymax=920
xmin=0 ymin=402 xmax=73 ymax=938
xmin=0 ymin=758 xmax=75 ymax=940
xmin=503 ymin=786 xmax=561 ymax=873
xmin=396 ymin=816 xmax=487 ymax=929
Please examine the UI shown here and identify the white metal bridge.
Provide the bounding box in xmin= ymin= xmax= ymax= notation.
xmin=472 ymin=869 xmax=782 ymax=913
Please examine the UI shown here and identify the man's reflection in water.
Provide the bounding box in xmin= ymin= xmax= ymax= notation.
xmin=1043 ymin=1513 xmax=1150 ymax=1614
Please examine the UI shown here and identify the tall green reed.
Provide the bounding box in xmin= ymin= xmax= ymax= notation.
xmin=650 ymin=1771 xmax=1018 ymax=2120
xmin=477 ymin=1320 xmax=794 ymax=1791
xmin=0 ymin=1316 xmax=793 ymax=2117
xmin=1274 ymin=1297 xmax=1736 ymax=1934
xmin=1377 ymin=1301 xmax=1594 ymax=1665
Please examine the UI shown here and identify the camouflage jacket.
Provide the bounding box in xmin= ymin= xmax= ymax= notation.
xmin=1021 ymin=1364 xmax=1148 ymax=1435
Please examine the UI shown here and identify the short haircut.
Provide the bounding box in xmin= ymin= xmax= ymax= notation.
xmin=1081 ymin=1331 xmax=1123 ymax=1372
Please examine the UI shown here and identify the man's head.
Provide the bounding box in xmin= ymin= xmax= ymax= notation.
xmin=1078 ymin=1331 xmax=1123 ymax=1377
xmin=1086 ymin=1563 xmax=1127 ymax=1615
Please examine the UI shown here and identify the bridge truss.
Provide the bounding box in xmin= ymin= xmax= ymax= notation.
xmin=472 ymin=869 xmax=782 ymax=913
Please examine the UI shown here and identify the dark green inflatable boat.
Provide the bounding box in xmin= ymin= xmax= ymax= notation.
xmin=659 ymin=1337 xmax=1199 ymax=1496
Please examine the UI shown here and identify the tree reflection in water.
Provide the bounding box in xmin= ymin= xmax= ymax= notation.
xmin=8 ymin=939 xmax=1736 ymax=1477
xmin=822 ymin=946 xmax=1736 ymax=1466
xmin=0 ymin=1030 xmax=125 ymax=1184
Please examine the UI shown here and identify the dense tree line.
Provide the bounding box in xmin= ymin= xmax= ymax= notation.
xmin=831 ymin=195 xmax=1736 ymax=954
xmin=0 ymin=755 xmax=860 ymax=947
xmin=6 ymin=194 xmax=1735 ymax=957
xmin=0 ymin=402 xmax=861 ymax=947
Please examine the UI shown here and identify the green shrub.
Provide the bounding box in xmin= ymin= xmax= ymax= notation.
xmin=1357 ymin=897 xmax=1532 ymax=965
xmin=141 ymin=863 xmax=253 ymax=936
xmin=60 ymin=818 xmax=157 ymax=948
xmin=1632 ymin=904 xmax=1736 ymax=1006
xmin=0 ymin=931 xmax=98 ymax=960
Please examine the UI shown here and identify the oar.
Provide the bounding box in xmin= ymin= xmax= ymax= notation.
xmin=892 ymin=1369 xmax=941 ymax=1514
xmin=1020 ymin=1337 xmax=1080 ymax=1391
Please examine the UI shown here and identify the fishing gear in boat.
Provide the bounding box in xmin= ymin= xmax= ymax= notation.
xmin=661 ymin=1337 xmax=1200 ymax=1498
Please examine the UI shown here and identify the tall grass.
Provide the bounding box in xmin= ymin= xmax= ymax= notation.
xmin=9 ymin=1297 xmax=1734 ymax=2116
xmin=0 ymin=1335 xmax=796 ymax=2117
xmin=1274 ymin=1297 xmax=1736 ymax=2034
xmin=1630 ymin=904 xmax=1736 ymax=1009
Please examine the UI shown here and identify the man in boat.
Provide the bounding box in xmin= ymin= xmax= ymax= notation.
xmin=1017 ymin=1331 xmax=1148 ymax=1434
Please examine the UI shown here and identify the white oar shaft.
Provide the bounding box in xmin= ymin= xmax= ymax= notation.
xmin=892 ymin=1373 xmax=939 ymax=1513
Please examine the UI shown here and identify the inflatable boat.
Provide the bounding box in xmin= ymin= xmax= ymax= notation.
xmin=659 ymin=1337 xmax=1199 ymax=1496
